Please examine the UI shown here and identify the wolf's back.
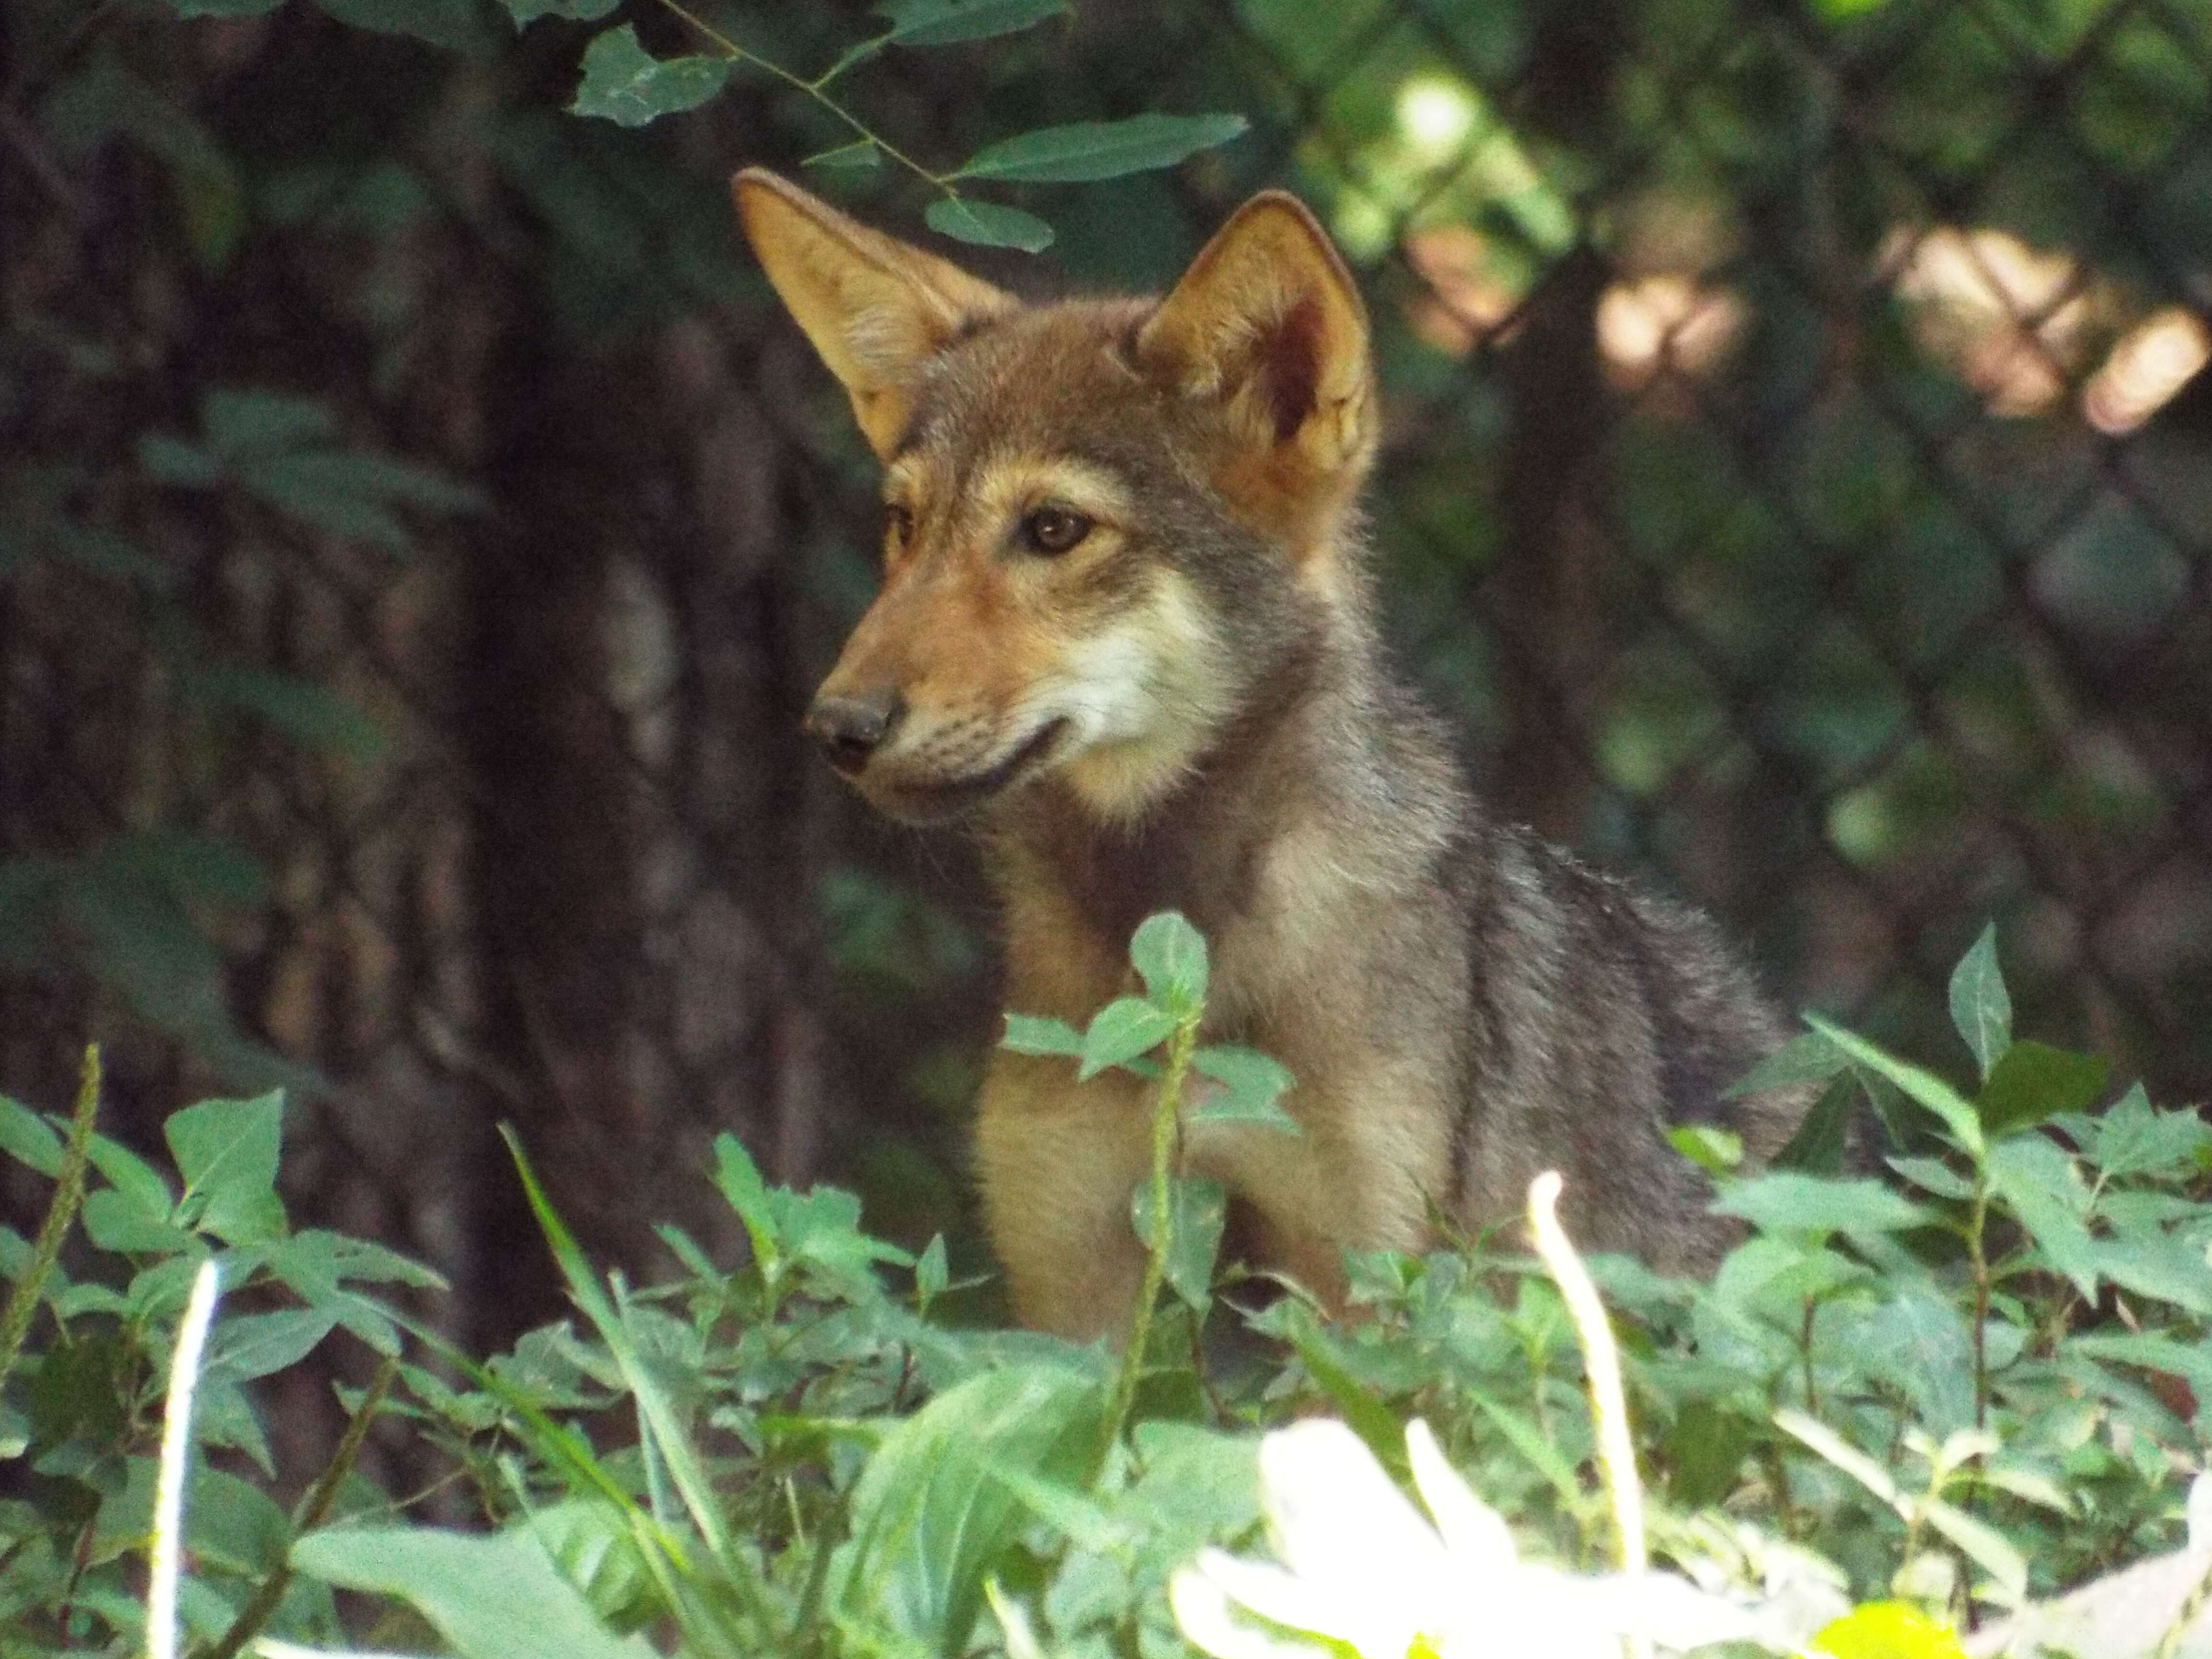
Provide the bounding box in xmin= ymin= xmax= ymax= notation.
xmin=1432 ymin=814 xmax=1810 ymax=1268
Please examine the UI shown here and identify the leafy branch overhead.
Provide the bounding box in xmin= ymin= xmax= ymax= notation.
xmin=539 ymin=0 xmax=1246 ymax=250
xmin=140 ymin=0 xmax=1244 ymax=250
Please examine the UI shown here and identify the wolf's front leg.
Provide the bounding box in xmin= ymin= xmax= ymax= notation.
xmin=973 ymin=1052 xmax=1153 ymax=1343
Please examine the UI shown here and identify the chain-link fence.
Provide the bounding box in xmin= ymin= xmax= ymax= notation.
xmin=2 ymin=0 xmax=2209 ymax=1385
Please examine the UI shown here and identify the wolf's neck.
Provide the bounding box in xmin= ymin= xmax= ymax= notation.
xmin=984 ymin=609 xmax=1401 ymax=1014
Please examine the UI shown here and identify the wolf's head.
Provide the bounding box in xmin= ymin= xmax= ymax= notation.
xmin=733 ymin=170 xmax=1377 ymax=826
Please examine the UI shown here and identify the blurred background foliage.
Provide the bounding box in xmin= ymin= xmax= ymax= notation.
xmin=1 ymin=0 xmax=2209 ymax=1443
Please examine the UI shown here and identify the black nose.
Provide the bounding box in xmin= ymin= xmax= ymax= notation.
xmin=805 ymin=690 xmax=902 ymax=775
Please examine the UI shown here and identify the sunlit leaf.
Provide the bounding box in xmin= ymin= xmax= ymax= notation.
xmin=1668 ymin=1124 xmax=1744 ymax=1176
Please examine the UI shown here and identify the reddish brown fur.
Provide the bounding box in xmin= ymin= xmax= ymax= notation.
xmin=733 ymin=171 xmax=1809 ymax=1340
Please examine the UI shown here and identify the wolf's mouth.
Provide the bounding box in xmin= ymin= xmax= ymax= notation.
xmin=875 ymin=717 xmax=1070 ymax=822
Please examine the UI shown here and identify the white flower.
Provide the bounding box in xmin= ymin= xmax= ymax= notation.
xmin=1170 ymin=1418 xmax=1770 ymax=1659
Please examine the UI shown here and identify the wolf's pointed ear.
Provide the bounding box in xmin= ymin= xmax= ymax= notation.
xmin=733 ymin=169 xmax=1013 ymax=458
xmin=1135 ymin=192 xmax=1375 ymax=481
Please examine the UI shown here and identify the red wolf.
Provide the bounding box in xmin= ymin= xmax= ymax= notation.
xmin=733 ymin=170 xmax=1808 ymax=1340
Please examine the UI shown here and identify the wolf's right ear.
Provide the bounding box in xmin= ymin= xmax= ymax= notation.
xmin=732 ymin=170 xmax=1013 ymax=458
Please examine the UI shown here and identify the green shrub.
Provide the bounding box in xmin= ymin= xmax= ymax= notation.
xmin=3 ymin=922 xmax=2208 ymax=1658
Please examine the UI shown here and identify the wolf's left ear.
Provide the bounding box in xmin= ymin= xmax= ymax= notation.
xmin=733 ymin=169 xmax=1013 ymax=458
xmin=1135 ymin=192 xmax=1375 ymax=481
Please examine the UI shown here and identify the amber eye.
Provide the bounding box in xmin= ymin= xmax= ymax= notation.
xmin=884 ymin=503 xmax=914 ymax=550
xmin=1020 ymin=505 xmax=1092 ymax=556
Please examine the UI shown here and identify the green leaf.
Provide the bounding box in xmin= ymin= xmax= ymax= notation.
xmin=1948 ymin=923 xmax=2012 ymax=1080
xmin=167 ymin=1092 xmax=287 ymax=1244
xmin=1887 ymin=1155 xmax=1974 ymax=1200
xmin=1665 ymin=1402 xmax=1755 ymax=1508
xmin=312 ymin=0 xmax=488 ymax=49
xmin=1077 ymin=997 xmax=1176 ymax=1082
xmin=2091 ymin=1084 xmax=2211 ymax=1178
xmin=571 ymin=27 xmax=730 ymax=127
xmin=186 ymin=666 xmax=386 ymax=761
xmin=85 ymin=1132 xmax=177 ymax=1217
xmin=1711 ymin=1172 xmax=1935 ymax=1237
xmin=206 ymin=1307 xmax=339 ymax=1381
xmin=158 ymin=0 xmax=285 ymax=14
xmin=879 ymin=0 xmax=1068 ymax=47
xmin=292 ymin=1527 xmax=656 ymax=1659
xmin=1771 ymin=1072 xmax=1855 ymax=1174
xmin=200 ymin=388 xmax=337 ymax=460
xmin=1265 ymin=1299 xmax=1408 ymax=1480
xmin=710 ymin=1131 xmax=778 ymax=1277
xmin=1985 ymin=1137 xmax=2100 ymax=1301
xmin=1002 ymin=1013 xmax=1083 ymax=1058
xmin=2070 ymin=1332 xmax=2212 ymax=1408
xmin=137 ymin=433 xmax=222 ymax=487
xmin=0 ymin=1096 xmax=64 ymax=1178
xmin=1667 ymin=1125 xmax=1744 ymax=1177
xmin=1726 ymin=1029 xmax=1848 ymax=1098
xmin=240 ymin=451 xmax=480 ymax=549
xmin=504 ymin=1129 xmax=733 ymax=1563
xmin=1804 ymin=1013 xmax=1984 ymax=1159
xmin=925 ymin=197 xmax=1054 ymax=252
xmin=41 ymin=50 xmax=242 ymax=268
xmin=954 ymin=113 xmax=1249 ymax=183
xmin=1129 ymin=911 xmax=1208 ymax=1011
xmin=1131 ymin=1176 xmax=1225 ymax=1310
xmin=840 ymin=1362 xmax=1106 ymax=1655
xmin=915 ymin=1233 xmax=949 ymax=1308
xmin=1187 ymin=1045 xmax=1299 ymax=1133
xmin=1842 ymin=1288 xmax=1977 ymax=1435
xmin=803 ymin=141 xmax=883 ymax=170
xmin=1974 ymin=1041 xmax=2109 ymax=1140
xmin=81 ymin=1188 xmax=199 ymax=1256
xmin=270 ymin=1227 xmax=447 ymax=1293
xmin=2091 ymin=1231 xmax=2212 ymax=1318
xmin=501 ymin=0 xmax=619 ymax=23
xmin=1464 ymin=1384 xmax=1588 ymax=1510
xmin=517 ymin=1501 xmax=657 ymax=1632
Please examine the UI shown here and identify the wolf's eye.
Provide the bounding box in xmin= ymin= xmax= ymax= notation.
xmin=884 ymin=504 xmax=914 ymax=549
xmin=1020 ymin=505 xmax=1092 ymax=555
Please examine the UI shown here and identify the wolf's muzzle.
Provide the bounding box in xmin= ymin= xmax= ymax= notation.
xmin=805 ymin=689 xmax=903 ymax=775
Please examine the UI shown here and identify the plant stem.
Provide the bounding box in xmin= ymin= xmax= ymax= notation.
xmin=1098 ymin=1013 xmax=1199 ymax=1467
xmin=200 ymin=1356 xmax=399 ymax=1659
xmin=1967 ymin=1180 xmax=1992 ymax=1428
xmin=0 ymin=1045 xmax=101 ymax=1399
xmin=647 ymin=0 xmax=951 ymax=192
xmin=1800 ymin=1298 xmax=1818 ymax=1415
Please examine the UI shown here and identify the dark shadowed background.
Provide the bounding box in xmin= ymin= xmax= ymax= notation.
xmin=3 ymin=0 xmax=2210 ymax=1479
